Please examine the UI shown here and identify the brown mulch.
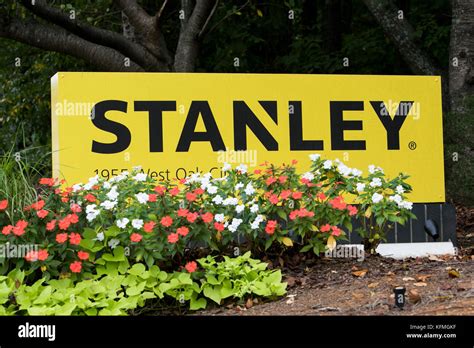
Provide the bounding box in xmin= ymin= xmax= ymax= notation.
xmin=193 ymin=203 xmax=474 ymax=316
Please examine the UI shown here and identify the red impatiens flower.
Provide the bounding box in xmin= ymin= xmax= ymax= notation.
xmin=347 ymin=205 xmax=358 ymax=216
xmin=13 ymin=220 xmax=28 ymax=236
xmin=37 ymin=249 xmax=49 ymax=261
xmin=185 ymin=261 xmax=198 ymax=273
xmin=317 ymin=192 xmax=327 ymax=201
xmin=2 ymin=225 xmax=13 ymax=235
xmin=148 ymin=194 xmax=157 ymax=202
xmin=56 ymin=233 xmax=68 ymax=243
xmin=154 ymin=185 xmax=166 ymax=195
xmin=269 ymin=194 xmax=279 ymax=205
xmin=25 ymin=250 xmax=38 ymax=262
xmin=186 ymin=192 xmax=197 ymax=202
xmin=78 ymin=251 xmax=90 ymax=260
xmin=279 ymin=176 xmax=288 ymax=184
xmin=0 ymin=199 xmax=8 ymax=210
xmin=130 ymin=233 xmax=143 ymax=243
xmin=169 ymin=187 xmax=180 ymax=196
xmin=292 ymin=191 xmax=303 ymax=200
xmin=70 ymin=261 xmax=82 ymax=273
xmin=254 ymin=169 xmax=262 ymax=175
xmin=201 ymin=212 xmax=213 ymax=223
xmin=160 ymin=215 xmax=173 ymax=227
xmin=143 ymin=221 xmax=156 ymax=233
xmin=58 ymin=218 xmax=71 ymax=231
xmin=177 ymin=226 xmax=189 ymax=237
xmin=31 ymin=200 xmax=45 ymax=211
xmin=186 ymin=212 xmax=198 ymax=223
xmin=69 ymin=232 xmax=81 ymax=245
xmin=279 ymin=189 xmax=292 ymax=200
xmin=265 ymin=177 xmax=277 ymax=186
xmin=291 ymin=159 xmax=298 ymax=165
xmin=39 ymin=178 xmax=55 ymax=186
xmin=331 ymin=226 xmax=342 ymax=236
xmin=214 ymin=222 xmax=225 ymax=232
xmin=329 ymin=196 xmax=347 ymax=210
xmin=167 ymin=233 xmax=179 ymax=243
xmin=84 ymin=193 xmax=96 ymax=203
xmin=46 ymin=220 xmax=56 ymax=231
xmin=178 ymin=208 xmax=189 ymax=217
xmin=194 ymin=188 xmax=205 ymax=195
xmin=70 ymin=203 xmax=82 ymax=213
xmin=320 ymin=224 xmax=331 ymax=232
xmin=36 ymin=209 xmax=49 ymax=219
xmin=69 ymin=214 xmax=79 ymax=224
xmin=265 ymin=220 xmax=278 ymax=235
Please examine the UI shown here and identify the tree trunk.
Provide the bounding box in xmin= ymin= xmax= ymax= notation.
xmin=449 ymin=0 xmax=474 ymax=112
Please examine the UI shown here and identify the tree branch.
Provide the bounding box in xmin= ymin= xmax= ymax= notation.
xmin=20 ymin=0 xmax=164 ymax=71
xmin=0 ymin=18 xmax=143 ymax=72
xmin=175 ymin=0 xmax=217 ymax=72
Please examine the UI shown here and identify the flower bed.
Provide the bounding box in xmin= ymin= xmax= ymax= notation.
xmin=0 ymin=155 xmax=415 ymax=314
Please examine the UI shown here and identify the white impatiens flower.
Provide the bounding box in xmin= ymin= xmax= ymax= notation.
xmin=369 ymin=177 xmax=382 ymax=188
xmin=214 ymin=213 xmax=225 ymax=222
xmin=95 ymin=232 xmax=105 ymax=242
xmin=86 ymin=204 xmax=98 ymax=214
xmin=116 ymin=218 xmax=130 ymax=229
xmin=84 ymin=175 xmax=99 ymax=190
xmin=131 ymin=219 xmax=144 ymax=229
xmin=85 ymin=204 xmax=100 ymax=221
xmin=223 ymin=197 xmax=239 ymax=206
xmin=309 ymin=153 xmax=320 ymax=161
xmin=323 ymin=160 xmax=333 ymax=169
xmin=337 ymin=164 xmax=352 ymax=177
xmin=108 ymin=238 xmax=120 ymax=249
xmin=206 ymin=185 xmax=218 ymax=195
xmin=368 ymin=165 xmax=376 ymax=174
xmin=103 ymin=181 xmax=111 ymax=189
xmin=302 ymin=172 xmax=314 ymax=181
xmin=133 ymin=172 xmax=147 ymax=182
xmin=389 ymin=194 xmax=403 ymax=204
xmin=222 ymin=162 xmax=232 ymax=172
xmin=212 ymin=195 xmax=223 ymax=205
xmin=250 ymin=204 xmax=259 ymax=213
xmin=100 ymin=200 xmax=117 ymax=210
xmin=245 ymin=183 xmax=255 ymax=196
xmin=235 ymin=182 xmax=244 ymax=190
xmin=351 ymin=168 xmax=362 ymax=177
xmin=72 ymin=183 xmax=83 ymax=192
xmin=235 ymin=204 xmax=245 ymax=214
xmin=135 ymin=192 xmax=149 ymax=204
xmin=107 ymin=186 xmax=119 ymax=201
xmin=356 ymin=183 xmax=366 ymax=192
xmin=371 ymin=192 xmax=384 ymax=204
xmin=398 ymin=201 xmax=413 ymax=210
xmin=396 ymin=185 xmax=405 ymax=194
xmin=228 ymin=218 xmax=243 ymax=232
xmin=250 ymin=215 xmax=265 ymax=229
xmin=236 ymin=164 xmax=248 ymax=173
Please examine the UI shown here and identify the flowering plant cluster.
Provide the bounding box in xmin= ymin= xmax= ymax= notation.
xmin=0 ymin=155 xmax=414 ymax=281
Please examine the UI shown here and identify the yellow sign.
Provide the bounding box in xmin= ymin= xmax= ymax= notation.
xmin=51 ymin=72 xmax=444 ymax=202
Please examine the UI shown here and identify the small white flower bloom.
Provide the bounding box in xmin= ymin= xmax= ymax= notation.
xmin=222 ymin=162 xmax=232 ymax=172
xmin=250 ymin=220 xmax=261 ymax=230
xmin=116 ymin=218 xmax=130 ymax=229
xmin=369 ymin=177 xmax=382 ymax=188
xmin=133 ymin=165 xmax=143 ymax=171
xmin=235 ymin=182 xmax=244 ymax=190
xmin=368 ymin=165 xmax=376 ymax=174
xmin=337 ymin=164 xmax=352 ymax=176
xmin=212 ymin=195 xmax=223 ymax=205
xmin=228 ymin=218 xmax=243 ymax=232
xmin=309 ymin=154 xmax=320 ymax=161
xmin=244 ymin=183 xmax=255 ymax=196
xmin=206 ymin=185 xmax=218 ymax=194
xmin=389 ymin=194 xmax=403 ymax=204
xmin=86 ymin=204 xmax=98 ymax=214
xmin=86 ymin=211 xmax=99 ymax=222
xmin=72 ymin=183 xmax=83 ymax=192
xmin=396 ymin=185 xmax=405 ymax=194
xmin=100 ymin=200 xmax=117 ymax=210
xmin=214 ymin=213 xmax=225 ymax=222
xmin=398 ymin=200 xmax=413 ymax=210
xmin=223 ymin=197 xmax=239 ymax=206
xmin=235 ymin=204 xmax=245 ymax=213
xmin=131 ymin=219 xmax=144 ymax=229
xmin=103 ymin=181 xmax=111 ymax=189
xmin=135 ymin=192 xmax=149 ymax=204
xmin=106 ymin=187 xmax=119 ymax=201
xmin=323 ymin=160 xmax=332 ymax=169
xmin=302 ymin=172 xmax=314 ymax=181
xmin=250 ymin=204 xmax=259 ymax=213
xmin=356 ymin=183 xmax=366 ymax=193
xmin=133 ymin=172 xmax=147 ymax=182
xmin=95 ymin=232 xmax=104 ymax=241
xmin=372 ymin=192 xmax=384 ymax=204
xmin=108 ymin=238 xmax=120 ymax=249
xmin=236 ymin=164 xmax=248 ymax=173
xmin=351 ymin=168 xmax=362 ymax=177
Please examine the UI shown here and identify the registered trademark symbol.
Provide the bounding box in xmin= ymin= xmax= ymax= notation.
xmin=408 ymin=141 xmax=417 ymax=150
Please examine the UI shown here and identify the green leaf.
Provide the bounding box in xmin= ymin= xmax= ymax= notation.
xmin=203 ymin=285 xmax=222 ymax=304
xmin=190 ymin=294 xmax=207 ymax=310
xmin=102 ymin=246 xmax=126 ymax=262
xmin=277 ymin=209 xmax=287 ymax=221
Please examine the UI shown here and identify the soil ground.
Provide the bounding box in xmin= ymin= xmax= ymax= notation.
xmin=194 ymin=203 xmax=474 ymax=316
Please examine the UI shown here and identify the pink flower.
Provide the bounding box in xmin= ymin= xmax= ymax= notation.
xmin=168 ymin=233 xmax=179 ymax=244
xmin=169 ymin=187 xmax=180 ymax=196
xmin=69 ymin=232 xmax=81 ymax=245
xmin=160 ymin=216 xmax=173 ymax=227
xmin=177 ymin=226 xmax=189 ymax=237
xmin=186 ymin=192 xmax=197 ymax=202
xmin=0 ymin=199 xmax=8 ymax=211
xmin=320 ymin=224 xmax=331 ymax=232
xmin=70 ymin=203 xmax=82 ymax=213
xmin=185 ymin=261 xmax=197 ymax=273
xmin=331 ymin=226 xmax=342 ymax=236
xmin=177 ymin=208 xmax=189 ymax=217
xmin=78 ymin=251 xmax=90 ymax=260
xmin=154 ymin=185 xmax=166 ymax=195
xmin=201 ymin=212 xmax=213 ymax=223
xmin=347 ymin=205 xmax=358 ymax=216
xmin=265 ymin=220 xmax=278 ymax=235
xmin=143 ymin=221 xmax=156 ymax=233
xmin=269 ymin=194 xmax=279 ymax=205
xmin=279 ymin=189 xmax=292 ymax=200
xmin=186 ymin=212 xmax=198 ymax=223
xmin=292 ymin=191 xmax=303 ymax=200
xmin=130 ymin=233 xmax=143 ymax=242
xmin=70 ymin=261 xmax=82 ymax=273
xmin=279 ymin=176 xmax=288 ymax=184
xmin=46 ymin=220 xmax=56 ymax=231
xmin=214 ymin=222 xmax=225 ymax=232
xmin=38 ymin=249 xmax=49 ymax=261
xmin=265 ymin=177 xmax=277 ymax=186
xmin=36 ymin=209 xmax=49 ymax=219
xmin=56 ymin=233 xmax=68 ymax=243
xmin=148 ymin=194 xmax=157 ymax=202
xmin=2 ymin=225 xmax=13 ymax=235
